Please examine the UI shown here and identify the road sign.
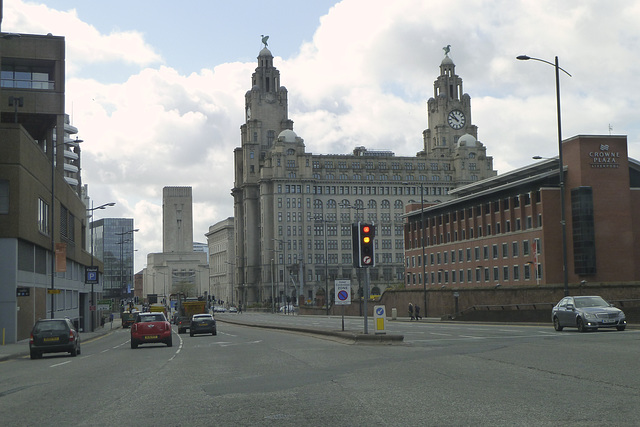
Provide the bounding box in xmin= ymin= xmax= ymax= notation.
xmin=334 ymin=280 xmax=351 ymax=305
xmin=85 ymin=266 xmax=99 ymax=284
xmin=47 ymin=289 xmax=61 ymax=294
xmin=374 ymin=305 xmax=386 ymax=334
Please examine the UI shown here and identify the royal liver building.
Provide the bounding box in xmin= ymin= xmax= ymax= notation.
xmin=232 ymin=42 xmax=495 ymax=307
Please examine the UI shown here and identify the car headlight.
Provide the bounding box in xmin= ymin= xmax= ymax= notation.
xmin=583 ymin=312 xmax=596 ymax=319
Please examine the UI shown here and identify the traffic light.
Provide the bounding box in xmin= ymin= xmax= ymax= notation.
xmin=352 ymin=222 xmax=375 ymax=267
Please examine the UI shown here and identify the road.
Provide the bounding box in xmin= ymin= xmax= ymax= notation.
xmin=1 ymin=318 xmax=639 ymax=426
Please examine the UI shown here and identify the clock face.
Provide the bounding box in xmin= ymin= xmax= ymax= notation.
xmin=447 ymin=110 xmax=466 ymax=129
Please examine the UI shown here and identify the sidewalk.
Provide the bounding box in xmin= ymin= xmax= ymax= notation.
xmin=0 ymin=317 xmax=122 ymax=362
xmin=216 ymin=312 xmax=405 ymax=344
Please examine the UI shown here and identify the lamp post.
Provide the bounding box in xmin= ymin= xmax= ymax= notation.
xmin=315 ymin=215 xmax=335 ymax=315
xmin=273 ymin=238 xmax=287 ymax=312
xmin=116 ymin=228 xmax=139 ymax=307
xmin=88 ymin=201 xmax=115 ymax=331
xmin=517 ymin=55 xmax=571 ymax=296
xmin=225 ymin=261 xmax=235 ymax=309
xmin=50 ymin=137 xmax=82 ymax=318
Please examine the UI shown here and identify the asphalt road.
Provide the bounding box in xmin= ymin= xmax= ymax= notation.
xmin=1 ymin=319 xmax=639 ymax=426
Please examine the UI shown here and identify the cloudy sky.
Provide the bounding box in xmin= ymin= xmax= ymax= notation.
xmin=4 ymin=0 xmax=640 ymax=271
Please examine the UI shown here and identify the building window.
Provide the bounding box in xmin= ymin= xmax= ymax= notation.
xmin=571 ymin=186 xmax=597 ymax=275
xmin=0 ymin=180 xmax=8 ymax=214
xmin=38 ymin=198 xmax=49 ymax=234
xmin=1 ymin=64 xmax=54 ymax=89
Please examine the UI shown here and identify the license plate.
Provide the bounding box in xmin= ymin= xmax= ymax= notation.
xmin=199 ymin=322 xmax=208 ymax=326
xmin=602 ymin=319 xmax=615 ymax=323
xmin=144 ymin=335 xmax=158 ymax=339
xmin=43 ymin=337 xmax=59 ymax=342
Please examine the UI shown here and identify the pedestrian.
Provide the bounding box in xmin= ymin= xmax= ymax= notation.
xmin=415 ymin=305 xmax=422 ymax=320
xmin=408 ymin=303 xmax=414 ymax=320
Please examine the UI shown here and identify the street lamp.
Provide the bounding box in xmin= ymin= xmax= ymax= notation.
xmin=225 ymin=261 xmax=235 ymax=308
xmin=50 ymin=137 xmax=82 ymax=318
xmin=315 ymin=215 xmax=334 ymax=315
xmin=273 ymin=238 xmax=287 ymax=312
xmin=517 ymin=54 xmax=572 ymax=296
xmin=116 ymin=228 xmax=139 ymax=306
xmin=87 ymin=201 xmax=115 ymax=331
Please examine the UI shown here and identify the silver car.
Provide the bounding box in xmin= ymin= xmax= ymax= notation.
xmin=552 ymin=296 xmax=626 ymax=332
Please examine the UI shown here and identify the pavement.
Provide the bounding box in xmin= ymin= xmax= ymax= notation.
xmin=0 ymin=317 xmax=123 ymax=362
xmin=216 ymin=312 xmax=405 ymax=344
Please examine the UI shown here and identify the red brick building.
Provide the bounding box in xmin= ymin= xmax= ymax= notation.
xmin=404 ymin=135 xmax=640 ymax=293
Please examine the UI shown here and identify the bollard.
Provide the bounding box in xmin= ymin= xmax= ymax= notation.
xmin=391 ymin=307 xmax=397 ymax=320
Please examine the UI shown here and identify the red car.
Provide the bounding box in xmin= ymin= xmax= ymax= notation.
xmin=130 ymin=312 xmax=173 ymax=349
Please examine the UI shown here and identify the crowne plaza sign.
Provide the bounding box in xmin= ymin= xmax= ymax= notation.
xmin=589 ymin=144 xmax=620 ymax=168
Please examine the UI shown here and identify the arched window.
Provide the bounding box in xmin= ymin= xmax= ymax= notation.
xmin=327 ymin=199 xmax=337 ymax=209
xmin=354 ymin=199 xmax=364 ymax=209
xmin=368 ymin=199 xmax=377 ymax=209
xmin=287 ymin=148 xmax=295 ymax=156
xmin=314 ymin=199 xmax=323 ymax=209
xmin=394 ymin=200 xmax=404 ymax=209
xmin=381 ymin=199 xmax=390 ymax=209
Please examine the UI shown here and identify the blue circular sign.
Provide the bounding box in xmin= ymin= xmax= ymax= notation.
xmin=376 ymin=307 xmax=384 ymax=316
xmin=337 ymin=290 xmax=349 ymax=301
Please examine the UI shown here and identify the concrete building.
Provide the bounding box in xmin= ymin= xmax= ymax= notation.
xmin=206 ymin=217 xmax=235 ymax=307
xmin=143 ymin=187 xmax=207 ymax=304
xmin=404 ymin=134 xmax=640 ymax=314
xmin=0 ymin=30 xmax=96 ymax=342
xmin=232 ymin=44 xmax=496 ymax=307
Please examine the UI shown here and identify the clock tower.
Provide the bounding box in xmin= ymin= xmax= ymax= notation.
xmin=423 ymin=50 xmax=478 ymax=156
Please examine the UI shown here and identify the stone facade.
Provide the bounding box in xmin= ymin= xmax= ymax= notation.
xmin=232 ymin=47 xmax=496 ymax=306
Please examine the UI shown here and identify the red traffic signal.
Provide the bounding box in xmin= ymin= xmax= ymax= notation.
xmin=359 ymin=223 xmax=375 ymax=267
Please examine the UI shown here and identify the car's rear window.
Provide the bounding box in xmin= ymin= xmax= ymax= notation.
xmin=34 ymin=321 xmax=67 ymax=333
xmin=139 ymin=314 xmax=165 ymax=322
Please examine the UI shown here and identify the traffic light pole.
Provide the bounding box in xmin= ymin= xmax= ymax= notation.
xmin=363 ymin=267 xmax=370 ymax=334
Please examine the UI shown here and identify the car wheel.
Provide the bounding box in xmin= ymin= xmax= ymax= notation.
xmin=553 ymin=317 xmax=563 ymax=331
xmin=617 ymin=325 xmax=626 ymax=331
xmin=577 ymin=317 xmax=587 ymax=332
xmin=213 ymin=330 xmax=217 ymax=336
xmin=166 ymin=338 xmax=173 ymax=347
xmin=190 ymin=331 xmax=194 ymax=337
xmin=70 ymin=346 xmax=77 ymax=357
xmin=30 ymin=350 xmax=40 ymax=360
xmin=77 ymin=344 xmax=81 ymax=355
xmin=131 ymin=340 xmax=138 ymax=349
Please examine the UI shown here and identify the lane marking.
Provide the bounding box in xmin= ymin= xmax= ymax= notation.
xmin=50 ymin=360 xmax=71 ymax=368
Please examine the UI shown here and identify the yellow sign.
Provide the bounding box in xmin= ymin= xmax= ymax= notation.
xmin=47 ymin=289 xmax=61 ymax=294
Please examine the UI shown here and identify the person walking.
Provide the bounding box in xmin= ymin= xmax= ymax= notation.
xmin=408 ymin=303 xmax=414 ymax=321
xmin=415 ymin=304 xmax=422 ymax=320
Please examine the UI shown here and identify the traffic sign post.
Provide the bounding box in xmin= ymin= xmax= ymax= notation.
xmin=374 ymin=305 xmax=386 ymax=334
xmin=335 ymin=280 xmax=351 ymax=331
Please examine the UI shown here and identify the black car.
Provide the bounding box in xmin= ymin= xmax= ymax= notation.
xmin=190 ymin=314 xmax=217 ymax=336
xmin=29 ymin=318 xmax=81 ymax=359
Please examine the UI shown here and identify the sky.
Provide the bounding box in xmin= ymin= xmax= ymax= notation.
xmin=3 ymin=0 xmax=640 ymax=272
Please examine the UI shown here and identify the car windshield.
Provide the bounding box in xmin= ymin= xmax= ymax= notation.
xmin=194 ymin=315 xmax=211 ymax=320
xmin=574 ymin=297 xmax=609 ymax=308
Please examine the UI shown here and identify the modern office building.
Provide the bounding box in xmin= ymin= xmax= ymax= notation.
xmin=91 ymin=217 xmax=136 ymax=300
xmin=0 ymin=30 xmax=95 ymax=342
xmin=404 ymin=134 xmax=640 ymax=311
xmin=232 ymin=43 xmax=496 ymax=306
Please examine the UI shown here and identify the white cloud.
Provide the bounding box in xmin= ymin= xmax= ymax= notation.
xmin=5 ymin=0 xmax=640 ymax=271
